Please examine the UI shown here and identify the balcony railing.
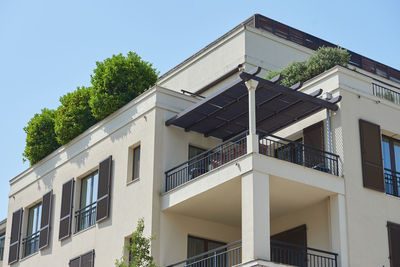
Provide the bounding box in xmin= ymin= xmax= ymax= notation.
xmin=22 ymin=231 xmax=39 ymax=257
xmin=165 ymin=132 xmax=247 ymax=192
xmin=167 ymin=240 xmax=338 ymax=267
xmin=259 ymin=132 xmax=340 ymax=176
xmin=385 ymin=168 xmax=400 ymax=197
xmin=372 ymin=83 xmax=400 ymax=105
xmin=167 ymin=240 xmax=242 ymax=267
xmin=165 ymin=131 xmax=342 ymax=192
xmin=75 ymin=202 xmax=97 ymax=233
xmin=271 ymin=240 xmax=338 ymax=267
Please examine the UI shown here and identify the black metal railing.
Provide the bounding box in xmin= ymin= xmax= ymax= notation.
xmin=385 ymin=168 xmax=400 ymax=197
xmin=22 ymin=231 xmax=39 ymax=257
xmin=372 ymin=83 xmax=400 ymax=105
xmin=259 ymin=132 xmax=340 ymax=176
xmin=271 ymin=240 xmax=338 ymax=267
xmin=165 ymin=132 xmax=247 ymax=192
xmin=75 ymin=202 xmax=97 ymax=233
xmin=167 ymin=240 xmax=242 ymax=267
xmin=168 ymin=240 xmax=338 ymax=267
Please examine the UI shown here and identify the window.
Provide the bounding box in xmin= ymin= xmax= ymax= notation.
xmin=187 ymin=236 xmax=226 ymax=262
xmin=188 ymin=145 xmax=208 ymax=179
xmin=382 ymin=136 xmax=400 ymax=197
xmin=0 ymin=231 xmax=5 ymax=261
xmin=189 ymin=145 xmax=206 ymax=160
xmin=76 ymin=172 xmax=98 ymax=232
xmin=132 ymin=146 xmax=141 ymax=180
xmin=23 ymin=203 xmax=42 ymax=257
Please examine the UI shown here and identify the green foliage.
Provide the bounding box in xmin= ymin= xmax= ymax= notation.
xmin=22 ymin=51 xmax=158 ymax=166
xmin=89 ymin=52 xmax=158 ymax=120
xmin=115 ymin=218 xmax=156 ymax=267
xmin=266 ymin=46 xmax=350 ymax=87
xmin=23 ymin=109 xmax=60 ymax=165
xmin=54 ymin=86 xmax=97 ymax=145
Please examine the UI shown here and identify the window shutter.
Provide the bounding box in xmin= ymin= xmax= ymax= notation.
xmin=39 ymin=190 xmax=53 ymax=250
xmin=303 ymin=121 xmax=324 ymax=150
xmin=359 ymin=119 xmax=385 ymax=191
xmin=303 ymin=121 xmax=324 ymax=168
xmin=69 ymin=256 xmax=80 ymax=267
xmin=69 ymin=250 xmax=95 ymax=267
xmin=59 ymin=179 xmax=74 ymax=240
xmin=81 ymin=250 xmax=95 ymax=267
xmin=388 ymin=222 xmax=400 ymax=267
xmin=96 ymin=156 xmax=112 ymax=223
xmin=8 ymin=208 xmax=23 ymax=265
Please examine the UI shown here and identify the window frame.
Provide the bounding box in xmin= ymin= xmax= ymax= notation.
xmin=187 ymin=235 xmax=226 ymax=258
xmin=23 ymin=202 xmax=42 ymax=258
xmin=75 ymin=171 xmax=99 ymax=233
xmin=132 ymin=145 xmax=141 ymax=181
xmin=382 ymin=135 xmax=400 ymax=197
xmin=188 ymin=145 xmax=207 ymax=161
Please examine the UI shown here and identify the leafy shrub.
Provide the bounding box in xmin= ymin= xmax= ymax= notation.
xmin=54 ymin=86 xmax=97 ymax=145
xmin=89 ymin=52 xmax=158 ymax=120
xmin=23 ymin=51 xmax=158 ymax=165
xmin=266 ymin=46 xmax=350 ymax=87
xmin=115 ymin=218 xmax=156 ymax=267
xmin=23 ymin=109 xmax=60 ymax=165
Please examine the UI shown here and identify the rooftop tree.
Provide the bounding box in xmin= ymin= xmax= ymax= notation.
xmin=54 ymin=86 xmax=97 ymax=145
xmin=23 ymin=108 xmax=60 ymax=165
xmin=89 ymin=52 xmax=158 ymax=120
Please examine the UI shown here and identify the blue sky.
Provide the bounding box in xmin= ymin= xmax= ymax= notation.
xmin=0 ymin=0 xmax=399 ymax=219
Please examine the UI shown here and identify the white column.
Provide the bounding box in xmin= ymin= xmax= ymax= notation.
xmin=241 ymin=171 xmax=270 ymax=263
xmin=329 ymin=194 xmax=349 ymax=267
xmin=245 ymin=79 xmax=259 ymax=153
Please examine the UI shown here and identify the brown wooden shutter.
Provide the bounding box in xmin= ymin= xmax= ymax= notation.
xmin=303 ymin=121 xmax=324 ymax=150
xmin=69 ymin=250 xmax=95 ymax=267
xmin=96 ymin=156 xmax=112 ymax=223
xmin=39 ymin=190 xmax=52 ymax=250
xmin=8 ymin=208 xmax=23 ymax=265
xmin=59 ymin=179 xmax=74 ymax=240
xmin=388 ymin=222 xmax=400 ymax=267
xmin=69 ymin=256 xmax=80 ymax=267
xmin=81 ymin=250 xmax=95 ymax=267
xmin=359 ymin=119 xmax=385 ymax=192
xmin=303 ymin=121 xmax=324 ymax=168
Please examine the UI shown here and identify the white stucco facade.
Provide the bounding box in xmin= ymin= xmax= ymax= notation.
xmin=3 ymin=14 xmax=400 ymax=267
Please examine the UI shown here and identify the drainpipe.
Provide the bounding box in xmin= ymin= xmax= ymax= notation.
xmin=323 ymin=92 xmax=333 ymax=159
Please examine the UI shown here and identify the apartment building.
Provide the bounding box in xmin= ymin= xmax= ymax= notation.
xmin=3 ymin=14 xmax=400 ymax=267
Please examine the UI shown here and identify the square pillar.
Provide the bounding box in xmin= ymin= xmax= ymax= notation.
xmin=241 ymin=171 xmax=270 ymax=263
xmin=329 ymin=194 xmax=349 ymax=267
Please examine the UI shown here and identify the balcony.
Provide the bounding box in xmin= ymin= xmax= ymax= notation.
xmin=75 ymin=202 xmax=97 ymax=232
xmin=165 ymin=131 xmax=340 ymax=192
xmin=22 ymin=232 xmax=39 ymax=257
xmin=385 ymin=168 xmax=400 ymax=197
xmin=167 ymin=240 xmax=338 ymax=267
xmin=372 ymin=83 xmax=400 ymax=105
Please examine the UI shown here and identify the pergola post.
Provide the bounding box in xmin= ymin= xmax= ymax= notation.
xmin=245 ymin=79 xmax=259 ymax=153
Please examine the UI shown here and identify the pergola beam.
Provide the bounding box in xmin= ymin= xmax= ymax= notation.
xmin=240 ymin=72 xmax=339 ymax=111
